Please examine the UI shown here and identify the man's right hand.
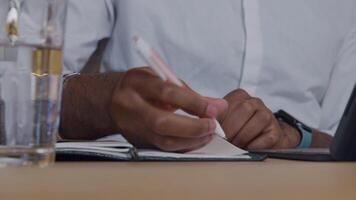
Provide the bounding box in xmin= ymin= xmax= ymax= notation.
xmin=110 ymin=67 xmax=227 ymax=152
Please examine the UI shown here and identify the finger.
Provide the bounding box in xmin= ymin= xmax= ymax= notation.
xmin=203 ymin=97 xmax=228 ymax=118
xmin=127 ymin=67 xmax=228 ymax=118
xmin=221 ymin=100 xmax=257 ymax=140
xmin=130 ymin=73 xmax=215 ymax=118
xmin=224 ymin=89 xmax=251 ymax=103
xmin=218 ymin=89 xmax=251 ymax=123
xmin=112 ymin=89 xmax=216 ymax=143
xmin=179 ymin=83 xmax=228 ymax=118
xmin=145 ymin=106 xmax=216 ymax=138
xmin=246 ymin=131 xmax=281 ymax=150
xmin=151 ymin=134 xmax=213 ymax=152
xmin=232 ymin=109 xmax=273 ymax=148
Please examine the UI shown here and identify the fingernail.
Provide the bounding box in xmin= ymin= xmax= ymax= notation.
xmin=206 ymin=104 xmax=218 ymax=118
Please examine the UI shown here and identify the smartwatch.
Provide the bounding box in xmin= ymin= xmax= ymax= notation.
xmin=274 ymin=110 xmax=313 ymax=149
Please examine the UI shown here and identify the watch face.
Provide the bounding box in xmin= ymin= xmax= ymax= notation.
xmin=297 ymin=122 xmax=312 ymax=133
xmin=275 ymin=110 xmax=304 ymax=132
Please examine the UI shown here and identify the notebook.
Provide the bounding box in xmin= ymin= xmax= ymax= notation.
xmin=56 ymin=134 xmax=266 ymax=161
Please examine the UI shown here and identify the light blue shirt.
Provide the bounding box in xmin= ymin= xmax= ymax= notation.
xmin=64 ymin=0 xmax=356 ymax=136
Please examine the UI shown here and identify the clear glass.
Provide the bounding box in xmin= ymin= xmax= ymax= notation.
xmin=0 ymin=0 xmax=67 ymax=167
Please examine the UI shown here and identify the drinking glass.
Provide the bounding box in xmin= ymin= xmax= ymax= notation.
xmin=0 ymin=0 xmax=67 ymax=167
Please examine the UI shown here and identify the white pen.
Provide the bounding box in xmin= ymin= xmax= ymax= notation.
xmin=134 ymin=35 xmax=227 ymax=139
xmin=6 ymin=0 xmax=20 ymax=43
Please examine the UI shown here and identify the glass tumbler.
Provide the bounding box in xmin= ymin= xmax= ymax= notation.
xmin=0 ymin=0 xmax=67 ymax=167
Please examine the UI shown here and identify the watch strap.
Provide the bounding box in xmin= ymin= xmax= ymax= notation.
xmin=274 ymin=110 xmax=313 ymax=149
xmin=296 ymin=123 xmax=313 ymax=149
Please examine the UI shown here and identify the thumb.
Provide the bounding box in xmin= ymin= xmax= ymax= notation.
xmin=203 ymin=97 xmax=228 ymax=119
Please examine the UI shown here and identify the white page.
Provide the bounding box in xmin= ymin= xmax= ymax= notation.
xmin=98 ymin=134 xmax=129 ymax=143
xmin=99 ymin=134 xmax=247 ymax=156
xmin=138 ymin=135 xmax=249 ymax=159
xmin=56 ymin=134 xmax=133 ymax=155
xmin=188 ymin=135 xmax=246 ymax=156
xmin=55 ymin=135 xmax=133 ymax=160
xmin=55 ymin=145 xmax=131 ymax=154
xmin=55 ymin=142 xmax=132 ymax=150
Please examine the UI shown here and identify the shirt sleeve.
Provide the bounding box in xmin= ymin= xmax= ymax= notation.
xmin=319 ymin=10 xmax=356 ymax=136
xmin=62 ymin=0 xmax=115 ymax=74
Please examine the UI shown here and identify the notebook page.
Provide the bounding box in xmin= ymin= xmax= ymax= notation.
xmin=188 ymin=135 xmax=247 ymax=155
xmin=56 ymin=134 xmax=133 ymax=158
xmin=137 ymin=135 xmax=249 ymax=159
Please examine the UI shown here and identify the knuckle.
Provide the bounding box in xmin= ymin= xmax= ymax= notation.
xmin=121 ymin=69 xmax=140 ymax=88
xmin=125 ymin=68 xmax=137 ymax=77
xmin=122 ymin=68 xmax=155 ymax=89
xmin=236 ymin=89 xmax=250 ymax=96
xmin=125 ymin=68 xmax=141 ymax=80
xmin=241 ymin=101 xmax=254 ymax=113
xmin=249 ymin=97 xmax=264 ymax=108
xmin=253 ymin=97 xmax=263 ymax=105
xmin=259 ymin=110 xmax=272 ymax=123
xmin=159 ymin=84 xmax=178 ymax=101
xmin=228 ymin=89 xmax=250 ymax=100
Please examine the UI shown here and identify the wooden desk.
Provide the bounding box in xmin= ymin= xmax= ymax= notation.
xmin=0 ymin=159 xmax=355 ymax=200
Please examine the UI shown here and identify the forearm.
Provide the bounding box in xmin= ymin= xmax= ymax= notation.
xmin=59 ymin=72 xmax=124 ymax=140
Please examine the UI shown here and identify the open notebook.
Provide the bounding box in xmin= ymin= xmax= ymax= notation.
xmin=56 ymin=134 xmax=266 ymax=161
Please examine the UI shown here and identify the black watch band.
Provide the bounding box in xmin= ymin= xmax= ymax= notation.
xmin=274 ymin=110 xmax=313 ymax=148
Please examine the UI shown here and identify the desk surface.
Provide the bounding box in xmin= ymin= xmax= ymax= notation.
xmin=1 ymin=159 xmax=355 ymax=200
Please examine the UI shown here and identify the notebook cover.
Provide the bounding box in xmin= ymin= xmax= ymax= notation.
xmin=251 ymin=149 xmax=333 ymax=161
xmin=135 ymin=153 xmax=267 ymax=162
xmin=56 ymin=150 xmax=134 ymax=161
xmin=56 ymin=150 xmax=266 ymax=162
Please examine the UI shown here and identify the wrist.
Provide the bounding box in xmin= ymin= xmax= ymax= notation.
xmin=60 ymin=72 xmax=124 ymax=139
xmin=279 ymin=121 xmax=301 ymax=148
xmin=108 ymin=72 xmax=125 ymax=129
xmin=274 ymin=110 xmax=313 ymax=149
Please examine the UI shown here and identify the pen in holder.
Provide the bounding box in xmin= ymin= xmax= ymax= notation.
xmin=5 ymin=0 xmax=20 ymax=44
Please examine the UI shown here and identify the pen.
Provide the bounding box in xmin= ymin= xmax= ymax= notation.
xmin=134 ymin=35 xmax=227 ymax=139
xmin=6 ymin=0 xmax=20 ymax=43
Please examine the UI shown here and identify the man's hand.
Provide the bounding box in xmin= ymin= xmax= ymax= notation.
xmin=60 ymin=70 xmax=331 ymax=150
xmin=219 ymin=89 xmax=301 ymax=150
xmin=110 ymin=67 xmax=227 ymax=152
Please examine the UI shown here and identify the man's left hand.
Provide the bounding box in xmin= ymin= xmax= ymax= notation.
xmin=219 ymin=89 xmax=301 ymax=150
